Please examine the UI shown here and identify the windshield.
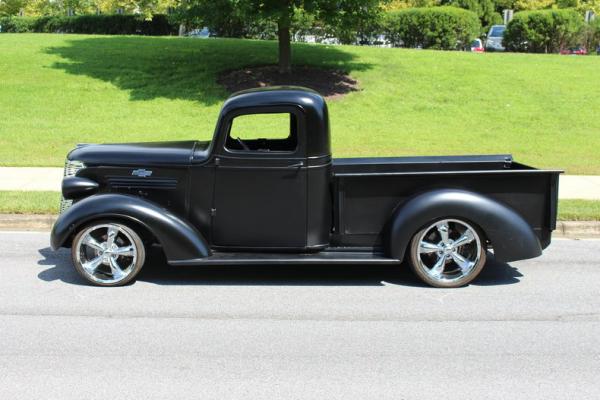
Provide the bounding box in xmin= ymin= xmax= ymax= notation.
xmin=490 ymin=26 xmax=505 ymax=37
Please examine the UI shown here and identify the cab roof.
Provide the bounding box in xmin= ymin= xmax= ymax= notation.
xmin=218 ymin=86 xmax=331 ymax=158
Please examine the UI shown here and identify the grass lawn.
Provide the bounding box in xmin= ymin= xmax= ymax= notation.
xmin=1 ymin=191 xmax=598 ymax=221
xmin=0 ymin=191 xmax=60 ymax=214
xmin=557 ymin=199 xmax=600 ymax=221
xmin=1 ymin=34 xmax=600 ymax=173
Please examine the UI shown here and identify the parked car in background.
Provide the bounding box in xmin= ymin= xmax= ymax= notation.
xmin=560 ymin=46 xmax=587 ymax=55
xmin=470 ymin=39 xmax=485 ymax=53
xmin=485 ymin=25 xmax=506 ymax=52
xmin=187 ymin=27 xmax=213 ymax=39
xmin=357 ymin=34 xmax=392 ymax=48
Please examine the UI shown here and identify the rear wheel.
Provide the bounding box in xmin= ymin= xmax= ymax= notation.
xmin=71 ymin=221 xmax=146 ymax=286
xmin=408 ymin=218 xmax=486 ymax=288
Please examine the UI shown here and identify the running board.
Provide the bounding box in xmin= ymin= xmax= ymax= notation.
xmin=169 ymin=251 xmax=401 ymax=267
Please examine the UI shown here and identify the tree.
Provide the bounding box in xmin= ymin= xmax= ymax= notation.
xmin=382 ymin=0 xmax=441 ymax=9
xmin=443 ymin=0 xmax=503 ymax=32
xmin=513 ymin=0 xmax=554 ymax=10
xmin=176 ymin=0 xmax=382 ymax=74
xmin=0 ymin=0 xmax=27 ymax=15
xmin=559 ymin=0 xmax=600 ymax=13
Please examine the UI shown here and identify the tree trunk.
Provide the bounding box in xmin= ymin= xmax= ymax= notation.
xmin=277 ymin=14 xmax=292 ymax=74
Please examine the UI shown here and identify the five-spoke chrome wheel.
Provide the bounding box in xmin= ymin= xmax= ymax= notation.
xmin=408 ymin=218 xmax=486 ymax=288
xmin=72 ymin=222 xmax=146 ymax=286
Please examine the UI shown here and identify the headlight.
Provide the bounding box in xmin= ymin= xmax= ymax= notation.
xmin=60 ymin=160 xmax=86 ymax=213
xmin=64 ymin=159 xmax=86 ymax=178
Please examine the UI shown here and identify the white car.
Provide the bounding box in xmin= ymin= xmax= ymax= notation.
xmin=187 ymin=27 xmax=213 ymax=39
xmin=485 ymin=25 xmax=506 ymax=51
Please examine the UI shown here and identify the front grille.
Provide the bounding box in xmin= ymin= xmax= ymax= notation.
xmin=107 ymin=176 xmax=178 ymax=190
xmin=59 ymin=197 xmax=73 ymax=214
xmin=60 ymin=159 xmax=85 ymax=214
xmin=64 ymin=160 xmax=86 ymax=178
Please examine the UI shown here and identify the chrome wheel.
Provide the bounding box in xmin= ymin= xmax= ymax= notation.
xmin=409 ymin=218 xmax=486 ymax=287
xmin=72 ymin=223 xmax=145 ymax=286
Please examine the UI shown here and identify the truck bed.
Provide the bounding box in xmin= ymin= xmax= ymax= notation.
xmin=331 ymin=155 xmax=562 ymax=249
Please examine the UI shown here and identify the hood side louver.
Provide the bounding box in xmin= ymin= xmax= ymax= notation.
xmin=107 ymin=176 xmax=178 ymax=190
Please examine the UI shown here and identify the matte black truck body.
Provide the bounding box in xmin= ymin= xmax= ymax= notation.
xmin=51 ymin=87 xmax=561 ymax=287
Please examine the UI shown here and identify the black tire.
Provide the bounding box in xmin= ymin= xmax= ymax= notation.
xmin=71 ymin=221 xmax=146 ymax=287
xmin=407 ymin=218 xmax=486 ymax=288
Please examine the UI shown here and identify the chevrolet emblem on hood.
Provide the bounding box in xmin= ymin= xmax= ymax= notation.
xmin=132 ymin=169 xmax=153 ymax=177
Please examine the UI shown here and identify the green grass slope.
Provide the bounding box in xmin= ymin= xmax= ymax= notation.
xmin=1 ymin=34 xmax=599 ymax=173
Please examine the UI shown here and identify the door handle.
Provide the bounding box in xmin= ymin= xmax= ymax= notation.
xmin=287 ymin=162 xmax=304 ymax=169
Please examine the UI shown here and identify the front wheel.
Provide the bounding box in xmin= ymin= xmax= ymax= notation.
xmin=71 ymin=221 xmax=146 ymax=286
xmin=408 ymin=218 xmax=486 ymax=288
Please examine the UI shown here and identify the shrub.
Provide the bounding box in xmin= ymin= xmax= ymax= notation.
xmin=384 ymin=6 xmax=481 ymax=50
xmin=0 ymin=14 xmax=177 ymax=35
xmin=503 ymin=9 xmax=585 ymax=53
xmin=447 ymin=0 xmax=503 ymax=35
xmin=0 ymin=16 xmax=37 ymax=32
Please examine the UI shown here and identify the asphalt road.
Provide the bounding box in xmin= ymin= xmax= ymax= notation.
xmin=1 ymin=232 xmax=599 ymax=399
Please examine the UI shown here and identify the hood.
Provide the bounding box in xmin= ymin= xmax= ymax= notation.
xmin=67 ymin=141 xmax=201 ymax=167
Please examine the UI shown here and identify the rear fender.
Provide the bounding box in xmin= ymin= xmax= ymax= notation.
xmin=387 ymin=189 xmax=542 ymax=263
xmin=50 ymin=194 xmax=211 ymax=262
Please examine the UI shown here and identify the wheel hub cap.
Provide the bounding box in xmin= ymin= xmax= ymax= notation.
xmin=417 ymin=219 xmax=482 ymax=283
xmin=74 ymin=223 xmax=137 ymax=285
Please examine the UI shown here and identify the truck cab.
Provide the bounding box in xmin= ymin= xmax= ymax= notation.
xmin=193 ymin=87 xmax=332 ymax=251
xmin=51 ymin=87 xmax=561 ymax=288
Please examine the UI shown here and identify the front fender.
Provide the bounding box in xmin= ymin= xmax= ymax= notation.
xmin=388 ymin=189 xmax=542 ymax=263
xmin=51 ymin=194 xmax=211 ymax=262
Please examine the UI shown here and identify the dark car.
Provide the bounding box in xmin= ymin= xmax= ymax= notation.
xmin=51 ymin=87 xmax=562 ymax=288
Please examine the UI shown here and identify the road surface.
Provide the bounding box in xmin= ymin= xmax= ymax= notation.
xmin=1 ymin=232 xmax=599 ymax=399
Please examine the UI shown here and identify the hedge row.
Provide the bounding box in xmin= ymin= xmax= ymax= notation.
xmin=503 ymin=9 xmax=585 ymax=53
xmin=383 ymin=6 xmax=481 ymax=50
xmin=0 ymin=14 xmax=177 ymax=35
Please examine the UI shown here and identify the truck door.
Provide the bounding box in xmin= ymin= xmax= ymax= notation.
xmin=211 ymin=107 xmax=307 ymax=249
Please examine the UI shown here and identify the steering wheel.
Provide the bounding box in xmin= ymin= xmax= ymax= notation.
xmin=236 ymin=137 xmax=250 ymax=151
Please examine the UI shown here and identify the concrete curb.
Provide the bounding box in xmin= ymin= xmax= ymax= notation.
xmin=1 ymin=214 xmax=599 ymax=239
xmin=0 ymin=214 xmax=57 ymax=231
xmin=554 ymin=221 xmax=600 ymax=239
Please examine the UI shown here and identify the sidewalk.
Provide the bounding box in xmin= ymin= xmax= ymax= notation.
xmin=1 ymin=167 xmax=600 ymax=200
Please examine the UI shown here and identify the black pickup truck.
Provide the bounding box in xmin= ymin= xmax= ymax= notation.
xmin=51 ymin=87 xmax=561 ymax=288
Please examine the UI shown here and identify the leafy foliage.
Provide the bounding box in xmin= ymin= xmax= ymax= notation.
xmin=444 ymin=0 xmax=503 ymax=33
xmin=384 ymin=6 xmax=481 ymax=49
xmin=495 ymin=0 xmax=600 ymax=12
xmin=0 ymin=14 xmax=176 ymax=34
xmin=383 ymin=0 xmax=442 ymax=10
xmin=176 ymin=0 xmax=381 ymax=40
xmin=1 ymin=0 xmax=177 ymax=17
xmin=503 ymin=9 xmax=585 ymax=52
xmin=583 ymin=16 xmax=600 ymax=49
xmin=175 ymin=0 xmax=382 ymax=72
xmin=0 ymin=0 xmax=27 ymax=16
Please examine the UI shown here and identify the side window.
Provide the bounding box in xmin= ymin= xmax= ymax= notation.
xmin=225 ymin=112 xmax=298 ymax=153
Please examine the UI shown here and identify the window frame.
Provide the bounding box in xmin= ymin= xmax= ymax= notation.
xmin=218 ymin=106 xmax=306 ymax=158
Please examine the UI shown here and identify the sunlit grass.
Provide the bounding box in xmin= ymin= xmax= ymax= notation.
xmin=558 ymin=200 xmax=600 ymax=221
xmin=0 ymin=191 xmax=60 ymax=214
xmin=1 ymin=34 xmax=599 ymax=173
